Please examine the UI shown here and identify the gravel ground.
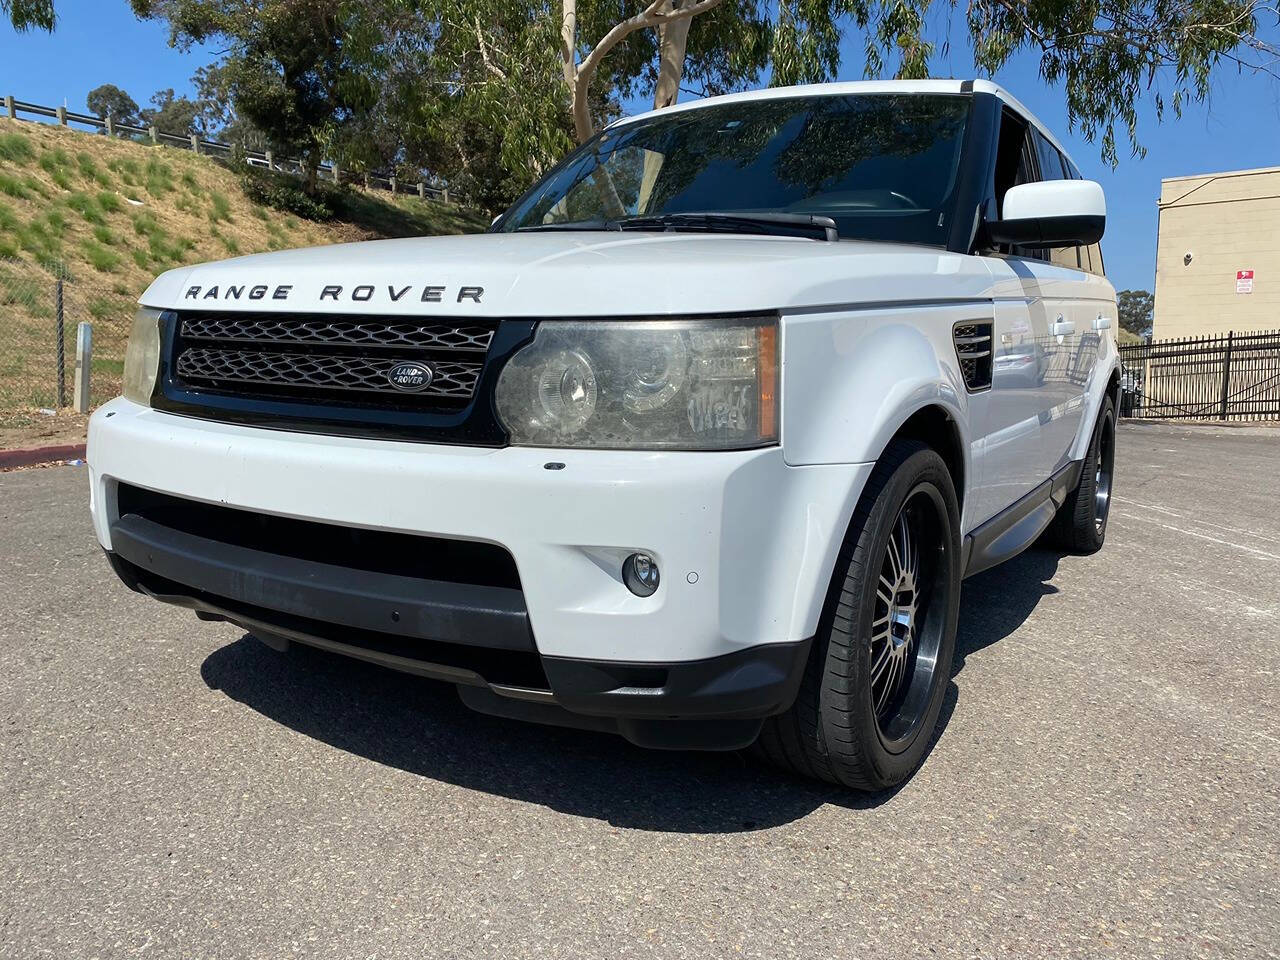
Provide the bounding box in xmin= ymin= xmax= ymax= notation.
xmin=2 ymin=422 xmax=1277 ymax=959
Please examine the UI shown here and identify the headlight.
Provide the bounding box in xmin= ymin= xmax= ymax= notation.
xmin=122 ymin=306 xmax=163 ymax=405
xmin=495 ymin=318 xmax=778 ymax=449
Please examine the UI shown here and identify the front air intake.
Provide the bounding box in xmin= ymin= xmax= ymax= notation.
xmin=953 ymin=322 xmax=993 ymax=391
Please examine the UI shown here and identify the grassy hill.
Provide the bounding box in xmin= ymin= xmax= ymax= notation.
xmin=0 ymin=116 xmax=486 ymax=444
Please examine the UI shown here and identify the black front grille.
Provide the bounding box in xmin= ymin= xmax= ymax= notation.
xmin=180 ymin=315 xmax=495 ymax=352
xmin=177 ymin=348 xmax=480 ymax=400
xmin=171 ymin=310 xmax=498 ymax=410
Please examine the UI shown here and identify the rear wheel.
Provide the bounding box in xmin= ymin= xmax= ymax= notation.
xmin=755 ymin=439 xmax=961 ymax=791
xmin=1046 ymin=394 xmax=1115 ymax=553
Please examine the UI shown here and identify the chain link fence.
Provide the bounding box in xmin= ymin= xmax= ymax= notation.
xmin=0 ymin=256 xmax=133 ymax=428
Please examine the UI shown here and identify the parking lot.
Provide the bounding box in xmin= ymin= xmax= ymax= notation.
xmin=2 ymin=422 xmax=1277 ymax=959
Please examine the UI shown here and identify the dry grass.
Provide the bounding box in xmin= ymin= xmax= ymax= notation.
xmin=0 ymin=117 xmax=487 ymax=443
xmin=0 ymin=407 xmax=89 ymax=451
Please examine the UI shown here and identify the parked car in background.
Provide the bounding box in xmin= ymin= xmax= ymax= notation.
xmin=89 ymin=80 xmax=1119 ymax=791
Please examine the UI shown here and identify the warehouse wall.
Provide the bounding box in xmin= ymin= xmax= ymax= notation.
xmin=1153 ymin=167 xmax=1280 ymax=339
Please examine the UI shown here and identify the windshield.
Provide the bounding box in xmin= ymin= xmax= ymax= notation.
xmin=499 ymin=93 xmax=972 ymax=246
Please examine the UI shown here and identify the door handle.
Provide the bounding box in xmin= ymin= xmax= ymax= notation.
xmin=1051 ymin=316 xmax=1075 ymax=336
xmin=1094 ymin=314 xmax=1112 ymax=331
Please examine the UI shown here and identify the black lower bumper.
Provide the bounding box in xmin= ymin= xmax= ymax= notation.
xmin=104 ymin=510 xmax=811 ymax=751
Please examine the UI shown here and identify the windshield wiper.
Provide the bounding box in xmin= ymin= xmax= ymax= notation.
xmin=515 ymin=220 xmax=610 ymax=232
xmin=608 ymin=212 xmax=840 ymax=242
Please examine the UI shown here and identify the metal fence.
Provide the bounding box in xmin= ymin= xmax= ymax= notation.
xmin=0 ymin=257 xmax=128 ymax=423
xmin=3 ymin=95 xmax=455 ymax=203
xmin=1118 ymin=330 xmax=1280 ymax=421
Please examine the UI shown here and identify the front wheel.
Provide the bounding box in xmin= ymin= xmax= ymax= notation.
xmin=755 ymin=439 xmax=961 ymax=791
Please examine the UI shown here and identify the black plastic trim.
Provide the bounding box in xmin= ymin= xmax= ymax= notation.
xmin=952 ymin=319 xmax=994 ymax=392
xmin=109 ymin=513 xmax=534 ymax=651
xmin=946 ymin=92 xmax=1000 ymax=255
xmin=986 ymin=214 xmax=1105 ymax=249
xmin=104 ymin=541 xmax=809 ymax=750
xmin=542 ymin=640 xmax=811 ymax=720
xmin=457 ymin=685 xmax=769 ymax=751
xmin=962 ymin=459 xmax=1083 ymax=577
xmin=141 ymin=582 xmax=497 ymax=688
xmin=1050 ymin=458 xmax=1085 ymax=508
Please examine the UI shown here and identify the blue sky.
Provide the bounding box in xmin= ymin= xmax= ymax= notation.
xmin=2 ymin=0 xmax=1277 ymax=292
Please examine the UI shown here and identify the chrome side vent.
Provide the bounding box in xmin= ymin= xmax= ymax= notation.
xmin=953 ymin=322 xmax=993 ymax=392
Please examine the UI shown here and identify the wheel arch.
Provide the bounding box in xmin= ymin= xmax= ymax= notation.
xmin=1070 ymin=357 xmax=1123 ymax=461
xmin=875 ymin=403 xmax=968 ymax=514
xmin=796 ymin=399 xmax=969 ymax=643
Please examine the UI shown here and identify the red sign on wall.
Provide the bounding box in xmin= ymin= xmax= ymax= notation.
xmin=1237 ymin=269 xmax=1254 ymax=294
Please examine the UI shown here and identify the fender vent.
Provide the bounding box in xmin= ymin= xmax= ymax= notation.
xmin=953 ymin=322 xmax=993 ymax=391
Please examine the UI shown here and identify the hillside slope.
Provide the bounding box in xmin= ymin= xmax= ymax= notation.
xmin=0 ymin=116 xmax=486 ymax=443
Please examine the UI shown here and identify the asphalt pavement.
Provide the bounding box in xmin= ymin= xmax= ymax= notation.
xmin=2 ymin=422 xmax=1277 ymax=959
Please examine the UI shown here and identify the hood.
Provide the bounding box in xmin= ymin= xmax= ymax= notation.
xmin=140 ymin=232 xmax=996 ymax=317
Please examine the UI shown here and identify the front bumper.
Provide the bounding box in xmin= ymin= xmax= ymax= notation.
xmin=89 ymin=399 xmax=870 ymax=744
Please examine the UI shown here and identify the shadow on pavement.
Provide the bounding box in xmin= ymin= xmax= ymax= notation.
xmin=955 ymin=547 xmax=1062 ymax=670
xmin=199 ymin=547 xmax=1063 ymax=833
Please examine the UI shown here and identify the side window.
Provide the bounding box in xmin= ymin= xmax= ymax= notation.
xmin=1032 ymin=130 xmax=1083 ymax=271
xmin=1068 ymin=161 xmax=1107 ymax=277
xmin=1049 ymin=238 xmax=1081 ymax=273
xmin=1032 ymin=131 xmax=1067 ymax=181
xmin=992 ymin=110 xmax=1044 ymax=261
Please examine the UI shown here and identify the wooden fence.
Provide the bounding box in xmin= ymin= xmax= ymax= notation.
xmin=2 ymin=95 xmax=454 ymax=203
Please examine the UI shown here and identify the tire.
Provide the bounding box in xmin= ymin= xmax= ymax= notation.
xmin=1045 ymin=394 xmax=1116 ymax=553
xmin=755 ymin=439 xmax=961 ymax=791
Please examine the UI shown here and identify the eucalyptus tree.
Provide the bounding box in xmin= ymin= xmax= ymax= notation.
xmin=2 ymin=0 xmax=54 ymax=31
xmin=553 ymin=0 xmax=1278 ymax=163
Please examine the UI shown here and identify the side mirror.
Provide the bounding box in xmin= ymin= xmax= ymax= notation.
xmin=988 ymin=179 xmax=1105 ymax=248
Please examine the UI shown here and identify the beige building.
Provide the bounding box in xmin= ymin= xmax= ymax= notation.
xmin=1153 ymin=166 xmax=1280 ymax=340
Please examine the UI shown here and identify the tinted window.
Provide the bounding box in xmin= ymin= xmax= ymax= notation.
xmin=1033 ymin=131 xmax=1069 ymax=181
xmin=1029 ymin=130 xmax=1083 ymax=270
xmin=1088 ymin=243 xmax=1105 ymax=276
xmin=991 ymin=111 xmax=1046 ymax=261
xmin=501 ymin=94 xmax=972 ymax=247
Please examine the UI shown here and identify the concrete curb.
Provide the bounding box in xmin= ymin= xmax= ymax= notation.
xmin=0 ymin=443 xmax=87 ymax=470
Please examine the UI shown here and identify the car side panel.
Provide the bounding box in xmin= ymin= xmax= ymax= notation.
xmin=980 ymin=256 xmax=1089 ymax=473
xmin=965 ymin=296 xmax=1050 ymax=528
xmin=780 ymin=301 xmax=988 ymax=533
xmin=1069 ymin=274 xmax=1121 ymax=460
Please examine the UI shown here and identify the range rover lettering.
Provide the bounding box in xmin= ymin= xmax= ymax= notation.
xmin=89 ymin=80 xmax=1119 ymax=790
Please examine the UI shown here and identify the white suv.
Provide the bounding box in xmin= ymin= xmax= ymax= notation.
xmin=89 ymin=80 xmax=1118 ymax=791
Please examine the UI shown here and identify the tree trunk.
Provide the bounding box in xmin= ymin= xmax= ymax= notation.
xmin=560 ymin=0 xmax=577 ymax=89
xmin=653 ymin=0 xmax=691 ymax=111
xmin=571 ymin=84 xmax=595 ymax=143
xmin=571 ymin=0 xmax=722 ymax=144
xmin=636 ymin=2 xmax=691 ymax=211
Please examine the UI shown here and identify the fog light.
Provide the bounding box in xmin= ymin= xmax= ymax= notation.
xmin=622 ymin=553 xmax=660 ymax=597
